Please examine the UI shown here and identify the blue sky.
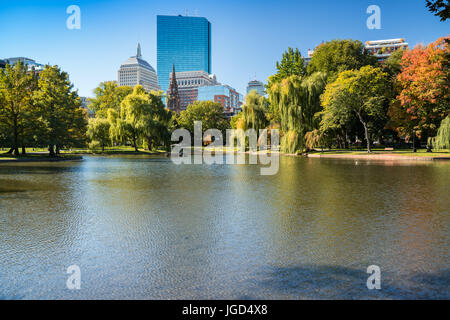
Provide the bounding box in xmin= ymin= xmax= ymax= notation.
xmin=0 ymin=0 xmax=448 ymax=97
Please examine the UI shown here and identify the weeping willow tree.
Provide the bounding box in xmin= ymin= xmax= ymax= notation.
xmin=267 ymin=72 xmax=327 ymax=153
xmin=301 ymin=72 xmax=328 ymax=132
xmin=242 ymin=90 xmax=269 ymax=132
xmin=433 ymin=116 xmax=450 ymax=150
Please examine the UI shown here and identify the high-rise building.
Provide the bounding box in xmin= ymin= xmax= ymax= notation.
xmin=157 ymin=15 xmax=211 ymax=92
xmin=365 ymin=39 xmax=409 ymax=62
xmin=246 ymin=80 xmax=265 ymax=96
xmin=197 ymin=85 xmax=243 ymax=117
xmin=169 ymin=70 xmax=218 ymax=110
xmin=118 ymin=43 xmax=160 ymax=92
xmin=304 ymin=49 xmax=315 ymax=66
xmin=167 ymin=65 xmax=181 ymax=113
xmin=80 ymin=97 xmax=94 ymax=118
xmin=0 ymin=59 xmax=6 ymax=69
xmin=2 ymin=57 xmax=45 ymax=72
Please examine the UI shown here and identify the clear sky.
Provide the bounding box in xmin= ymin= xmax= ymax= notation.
xmin=0 ymin=0 xmax=448 ymax=97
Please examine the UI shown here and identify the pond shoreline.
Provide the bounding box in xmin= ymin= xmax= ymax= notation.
xmin=1 ymin=150 xmax=449 ymax=163
xmin=306 ymin=153 xmax=450 ymax=161
xmin=0 ymin=155 xmax=83 ymax=163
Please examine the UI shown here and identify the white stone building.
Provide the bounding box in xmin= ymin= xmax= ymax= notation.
xmin=118 ymin=43 xmax=160 ymax=92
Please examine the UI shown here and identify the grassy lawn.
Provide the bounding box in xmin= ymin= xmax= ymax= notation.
xmin=0 ymin=146 xmax=167 ymax=158
xmin=63 ymin=146 xmax=167 ymax=155
xmin=310 ymin=149 xmax=450 ymax=157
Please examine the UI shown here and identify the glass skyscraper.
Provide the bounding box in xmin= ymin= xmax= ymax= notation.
xmin=157 ymin=15 xmax=211 ymax=93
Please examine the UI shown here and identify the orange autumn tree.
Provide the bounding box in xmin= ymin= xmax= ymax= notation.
xmin=391 ymin=36 xmax=449 ymax=151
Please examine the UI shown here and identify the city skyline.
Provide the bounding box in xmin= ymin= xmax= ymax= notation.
xmin=0 ymin=0 xmax=448 ymax=97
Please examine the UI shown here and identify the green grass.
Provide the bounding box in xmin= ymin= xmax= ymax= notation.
xmin=0 ymin=146 xmax=167 ymax=159
xmin=309 ymin=148 xmax=450 ymax=157
xmin=64 ymin=146 xmax=167 ymax=155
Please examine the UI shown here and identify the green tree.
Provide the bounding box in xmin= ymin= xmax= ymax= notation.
xmin=307 ymin=39 xmax=378 ymax=82
xmin=142 ymin=91 xmax=173 ymax=151
xmin=241 ymin=91 xmax=268 ymax=133
xmin=34 ymin=65 xmax=87 ymax=156
xmin=321 ymin=66 xmax=391 ymax=153
xmin=267 ymin=72 xmax=327 ymax=153
xmin=269 ymin=47 xmax=306 ymax=84
xmin=119 ymin=85 xmax=152 ymax=152
xmin=0 ymin=61 xmax=37 ymax=155
xmin=89 ymin=81 xmax=133 ymax=117
xmin=87 ymin=118 xmax=111 ymax=152
xmin=384 ymin=48 xmax=405 ymax=77
xmin=0 ymin=89 xmax=8 ymax=147
xmin=433 ymin=116 xmax=450 ymax=150
xmin=426 ymin=0 xmax=450 ymax=21
xmin=178 ymin=101 xmax=230 ymax=136
xmin=230 ymin=112 xmax=242 ymax=130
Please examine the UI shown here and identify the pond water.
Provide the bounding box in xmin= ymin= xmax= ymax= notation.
xmin=0 ymin=155 xmax=448 ymax=299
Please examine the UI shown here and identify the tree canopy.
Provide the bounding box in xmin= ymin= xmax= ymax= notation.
xmin=269 ymin=47 xmax=306 ymax=84
xmin=0 ymin=61 xmax=37 ymax=155
xmin=241 ymin=91 xmax=268 ymax=133
xmin=426 ymin=0 xmax=450 ymax=21
xmin=177 ymin=101 xmax=230 ymax=136
xmin=321 ymin=66 xmax=390 ymax=152
xmin=307 ymin=39 xmax=378 ymax=82
xmin=89 ymin=81 xmax=133 ymax=117
xmin=433 ymin=116 xmax=450 ymax=150
xmin=267 ymin=71 xmax=327 ymax=153
xmin=394 ymin=37 xmax=449 ymax=149
xmin=33 ymin=65 xmax=88 ymax=155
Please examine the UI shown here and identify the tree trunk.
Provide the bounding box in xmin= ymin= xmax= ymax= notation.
xmin=364 ymin=125 xmax=371 ymax=153
xmin=133 ymin=135 xmax=138 ymax=152
xmin=56 ymin=145 xmax=60 ymax=155
xmin=426 ymin=138 xmax=433 ymax=153
xmin=344 ymin=129 xmax=349 ymax=149
xmin=21 ymin=146 xmax=26 ymax=155
xmin=412 ymin=132 xmax=417 ymax=153
xmin=6 ymin=147 xmax=14 ymax=154
xmin=49 ymin=145 xmax=55 ymax=157
xmin=357 ymin=112 xmax=371 ymax=153
xmin=147 ymin=136 xmax=152 ymax=151
xmin=13 ymin=118 xmax=19 ymax=156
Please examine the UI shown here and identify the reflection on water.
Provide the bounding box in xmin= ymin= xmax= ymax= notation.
xmin=0 ymin=156 xmax=448 ymax=299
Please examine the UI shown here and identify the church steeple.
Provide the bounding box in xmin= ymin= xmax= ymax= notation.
xmin=167 ymin=64 xmax=181 ymax=113
xmin=136 ymin=43 xmax=142 ymax=58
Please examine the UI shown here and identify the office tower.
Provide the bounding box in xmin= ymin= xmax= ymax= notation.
xmin=157 ymin=15 xmax=211 ymax=92
xmin=197 ymin=85 xmax=243 ymax=117
xmin=246 ymin=80 xmax=266 ymax=96
xmin=169 ymin=70 xmax=218 ymax=110
xmin=118 ymin=43 xmax=160 ymax=92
